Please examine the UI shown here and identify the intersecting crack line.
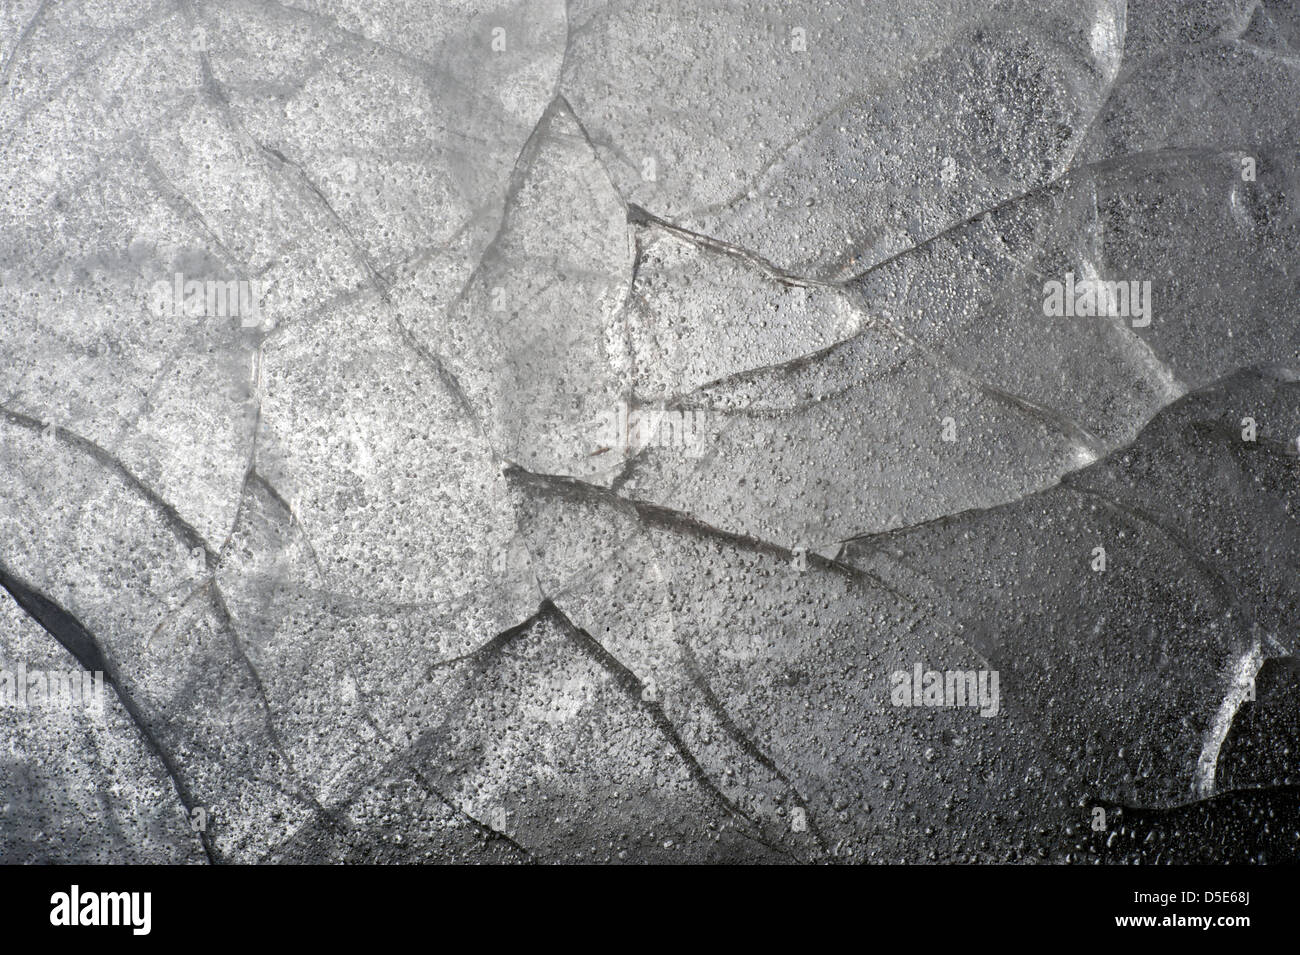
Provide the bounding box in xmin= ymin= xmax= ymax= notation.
xmin=847 ymin=145 xmax=1249 ymax=287
xmin=244 ymin=469 xmax=327 ymax=580
xmin=636 ymin=533 xmax=828 ymax=859
xmin=1058 ymin=476 xmax=1287 ymax=800
xmin=422 ymin=537 xmax=830 ymax=860
xmin=503 ymin=463 xmax=1003 ymax=678
xmin=1 ymin=96 xmax=196 ymax=249
xmin=211 ymin=93 xmax=617 ymax=621
xmin=833 ymin=372 xmax=1300 ymax=801
xmin=237 ymin=0 xmax=536 ymax=115
xmin=504 ymin=464 xmax=915 ymax=609
xmin=678 ymin=642 xmax=833 ymax=860
xmin=562 ymin=31 xmax=1176 ymax=291
xmin=512 ymin=382 xmax=1293 ymax=733
xmin=429 ymin=95 xmax=573 ymax=338
xmin=1059 ymin=0 xmax=1127 ymax=175
xmin=352 ymin=710 xmax=538 ymax=863
xmin=887 ymin=172 xmax=1182 ymax=424
xmin=203 ymin=581 xmax=297 ymax=767
xmin=164 ymin=720 xmax=353 ymax=848
xmin=363 ymin=93 xmax=613 ymax=604
xmin=599 ymin=256 xmax=873 ymax=496
xmin=570 ymin=320 xmax=1098 ymax=569
xmin=129 ymin=152 xmax=278 ymax=462
xmin=425 ymin=599 xmax=801 ymax=861
xmin=257 ymin=195 xmax=501 ymax=346
xmin=277 ymin=616 xmax=553 ymax=862
xmin=825 ymin=298 xmax=1107 ymax=458
xmin=0 ymin=0 xmax=51 ymax=100
xmin=600 ymin=309 xmax=880 ymax=495
xmin=837 ymin=368 xmax=1300 ymax=552
xmin=136 ymin=150 xmax=247 ymax=276
xmin=189 ymin=469 xmax=384 ymax=830
xmin=555 ymin=91 xmax=631 ymax=214
xmin=176 ymin=0 xmax=562 ymax=653
xmin=638 ymin=334 xmax=911 ymax=419
xmin=602 ymin=165 xmax=1228 ymax=470
xmin=17 ymin=293 xmax=199 ymax=463
xmin=146 ymin=456 xmax=263 ymax=651
xmin=542 ymin=601 xmax=809 ymax=860
xmin=0 ymin=564 xmax=219 ymax=863
xmin=627 ymin=204 xmax=835 ymax=290
xmin=254 ymin=140 xmax=393 ymax=301
xmin=0 ymin=404 xmax=212 ymax=559
xmin=242 ymin=89 xmax=617 ymax=621
xmin=0 ymin=0 xmax=178 ymax=149
xmin=177 ymin=0 xmax=398 ymax=311
xmin=271 ymin=604 xmax=677 ymax=861
xmin=557 ymin=3 xmax=982 ymax=227
xmin=0 ymin=404 xmax=336 ymax=831
xmin=1060 ymin=477 xmax=1241 ymax=608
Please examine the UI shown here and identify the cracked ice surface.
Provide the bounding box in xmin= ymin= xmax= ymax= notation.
xmin=0 ymin=0 xmax=1298 ymax=864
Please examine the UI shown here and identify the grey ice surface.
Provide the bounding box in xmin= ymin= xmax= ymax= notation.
xmin=0 ymin=0 xmax=1298 ymax=864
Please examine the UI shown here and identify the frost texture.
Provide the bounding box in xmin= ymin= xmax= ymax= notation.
xmin=0 ymin=0 xmax=1297 ymax=863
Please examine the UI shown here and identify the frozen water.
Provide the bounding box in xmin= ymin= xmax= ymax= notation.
xmin=0 ymin=0 xmax=1297 ymax=863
